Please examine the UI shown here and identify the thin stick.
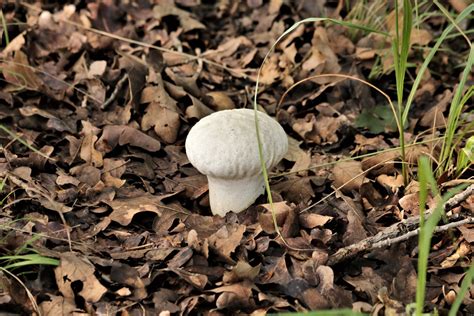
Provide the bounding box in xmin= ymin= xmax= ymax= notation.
xmin=370 ymin=217 xmax=474 ymax=250
xmin=101 ymin=73 xmax=129 ymax=110
xmin=327 ymin=184 xmax=474 ymax=265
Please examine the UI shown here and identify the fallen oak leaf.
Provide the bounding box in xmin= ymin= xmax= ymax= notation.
xmin=258 ymin=202 xmax=292 ymax=234
xmin=55 ymin=252 xmax=107 ymax=303
xmin=104 ymin=193 xmax=185 ymax=226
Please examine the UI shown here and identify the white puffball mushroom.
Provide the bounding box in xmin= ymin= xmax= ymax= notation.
xmin=185 ymin=109 xmax=288 ymax=217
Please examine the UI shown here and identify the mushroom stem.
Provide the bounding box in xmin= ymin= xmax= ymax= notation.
xmin=207 ymin=174 xmax=265 ymax=217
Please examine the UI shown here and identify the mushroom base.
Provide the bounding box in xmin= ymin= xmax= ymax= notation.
xmin=207 ymin=174 xmax=265 ymax=217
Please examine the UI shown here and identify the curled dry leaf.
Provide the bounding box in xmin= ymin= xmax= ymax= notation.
xmin=88 ymin=60 xmax=107 ymax=78
xmin=302 ymin=28 xmax=341 ymax=79
xmin=96 ymin=125 xmax=161 ymax=153
xmin=110 ymin=264 xmax=147 ymax=299
xmin=344 ymin=267 xmax=387 ymax=304
xmin=185 ymin=95 xmax=214 ymax=120
xmin=419 ymin=89 xmax=452 ymax=128
xmin=169 ymin=268 xmax=208 ymax=289
xmin=440 ymin=241 xmax=470 ymax=268
xmin=55 ymin=252 xmax=107 ymax=303
xmin=260 ymin=55 xmax=281 ymax=85
xmin=204 ymin=36 xmax=253 ymax=63
xmin=80 ymin=121 xmax=103 ymax=167
xmin=205 ymin=92 xmax=235 ymax=111
xmin=343 ymin=209 xmax=368 ymax=246
xmin=457 ymin=225 xmax=474 ymax=243
xmin=376 ymin=174 xmax=404 ymax=192
xmin=285 ymin=136 xmax=312 ymax=174
xmin=292 ymin=113 xmax=348 ymax=145
xmin=299 ymin=213 xmax=332 ymax=229
xmin=8 ymin=167 xmax=73 ymax=213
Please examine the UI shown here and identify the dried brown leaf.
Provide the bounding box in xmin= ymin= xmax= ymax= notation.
xmin=38 ymin=295 xmax=77 ymax=316
xmin=185 ymin=95 xmax=214 ymax=119
xmin=80 ymin=121 xmax=103 ymax=167
xmin=96 ymin=125 xmax=161 ymax=153
xmin=223 ymin=261 xmax=261 ymax=284
xmin=333 ymin=160 xmax=366 ymax=193
xmin=258 ymin=202 xmax=292 ymax=234
xmin=105 ymin=194 xmax=169 ymax=226
xmin=205 ymin=92 xmax=235 ymax=111
xmin=55 ymin=252 xmax=107 ymax=303
xmin=153 ymin=4 xmax=205 ymax=32
xmin=208 ymin=223 xmax=245 ymax=259
xmin=299 ymin=213 xmax=332 ymax=229
xmin=2 ymin=51 xmax=42 ymax=90
xmin=440 ymin=241 xmax=470 ymax=268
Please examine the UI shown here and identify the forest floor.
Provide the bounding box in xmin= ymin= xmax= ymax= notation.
xmin=0 ymin=1 xmax=473 ymax=315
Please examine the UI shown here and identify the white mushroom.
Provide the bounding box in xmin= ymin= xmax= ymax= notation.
xmin=185 ymin=109 xmax=288 ymax=217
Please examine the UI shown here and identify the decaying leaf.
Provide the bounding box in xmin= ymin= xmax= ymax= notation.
xmin=55 ymin=252 xmax=107 ymax=303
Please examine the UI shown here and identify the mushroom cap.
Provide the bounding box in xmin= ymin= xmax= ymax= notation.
xmin=185 ymin=109 xmax=288 ymax=179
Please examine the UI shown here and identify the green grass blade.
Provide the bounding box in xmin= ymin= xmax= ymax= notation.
xmin=439 ymin=45 xmax=474 ymax=174
xmin=402 ymin=3 xmax=474 ymax=125
xmin=1 ymin=254 xmax=59 ymax=270
xmin=0 ymin=10 xmax=9 ymax=47
xmin=416 ymin=157 xmax=466 ymax=315
xmin=448 ymin=263 xmax=474 ymax=316
xmin=392 ymin=0 xmax=413 ymax=184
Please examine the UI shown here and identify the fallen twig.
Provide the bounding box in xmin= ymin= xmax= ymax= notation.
xmin=370 ymin=217 xmax=474 ymax=250
xmin=101 ymin=73 xmax=129 ymax=110
xmin=328 ymin=184 xmax=474 ymax=265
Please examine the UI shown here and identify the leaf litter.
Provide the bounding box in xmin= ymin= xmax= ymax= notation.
xmin=0 ymin=1 xmax=473 ymax=315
